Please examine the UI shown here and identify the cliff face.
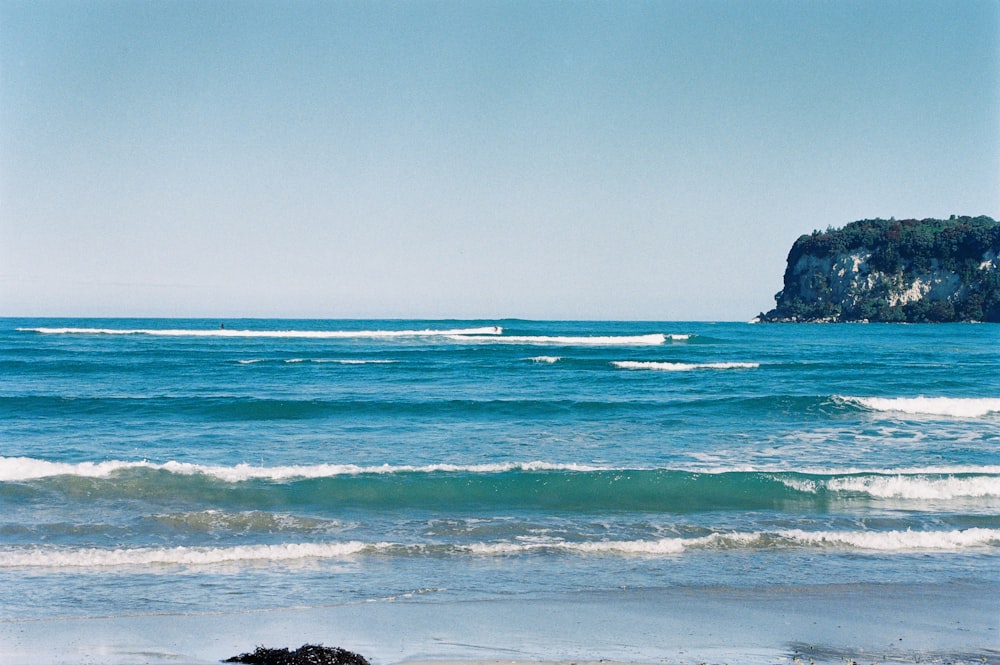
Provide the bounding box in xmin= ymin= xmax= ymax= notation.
xmin=759 ymin=216 xmax=1000 ymax=323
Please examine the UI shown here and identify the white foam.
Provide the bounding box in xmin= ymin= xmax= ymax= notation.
xmin=285 ymin=359 xmax=397 ymax=365
xmin=0 ymin=541 xmax=372 ymax=568
xmin=0 ymin=457 xmax=605 ymax=482
xmin=835 ymin=396 xmax=1000 ymax=418
xmin=612 ymin=361 xmax=759 ymax=371
xmin=825 ymin=474 xmax=1000 ymax=499
xmin=527 ymin=356 xmax=561 ymax=363
xmin=5 ymin=456 xmax=998 ymax=483
xmin=447 ymin=334 xmax=667 ymax=346
xmin=777 ymin=528 xmax=1000 ymax=551
xmin=17 ymin=326 xmax=503 ymax=339
xmin=2 ymin=527 xmax=997 ymax=568
xmin=464 ymin=538 xmax=688 ymax=556
xmin=772 ymin=473 xmax=1000 ymax=499
xmin=461 ymin=528 xmax=1000 ymax=555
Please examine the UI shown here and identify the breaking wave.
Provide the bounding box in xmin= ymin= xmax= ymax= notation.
xmin=446 ymin=334 xmax=667 ymax=346
xmin=0 ymin=457 xmax=604 ymax=482
xmin=3 ymin=458 xmax=997 ymax=514
xmin=3 ymin=528 xmax=996 ymax=569
xmin=17 ymin=326 xmax=503 ymax=339
xmin=835 ymin=396 xmax=1000 ymax=418
xmin=612 ymin=361 xmax=759 ymax=371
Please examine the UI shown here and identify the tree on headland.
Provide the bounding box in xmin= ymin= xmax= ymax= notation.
xmin=760 ymin=216 xmax=1000 ymax=323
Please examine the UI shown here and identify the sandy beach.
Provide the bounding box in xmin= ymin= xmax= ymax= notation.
xmin=2 ymin=583 xmax=997 ymax=665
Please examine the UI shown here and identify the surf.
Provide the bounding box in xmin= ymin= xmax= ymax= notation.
xmin=4 ymin=527 xmax=996 ymax=570
xmin=834 ymin=396 xmax=1000 ymax=418
xmin=17 ymin=326 xmax=504 ymax=339
xmin=612 ymin=361 xmax=759 ymax=371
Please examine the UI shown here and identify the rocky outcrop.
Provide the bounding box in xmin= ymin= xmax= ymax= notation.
xmin=758 ymin=216 xmax=1000 ymax=322
xmin=225 ymin=645 xmax=371 ymax=665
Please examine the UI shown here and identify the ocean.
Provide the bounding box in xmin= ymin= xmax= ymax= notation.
xmin=1 ymin=319 xmax=998 ymax=664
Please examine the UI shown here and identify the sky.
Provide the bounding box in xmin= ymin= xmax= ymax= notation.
xmin=1 ymin=0 xmax=997 ymax=321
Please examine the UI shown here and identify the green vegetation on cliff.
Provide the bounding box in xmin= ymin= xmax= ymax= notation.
xmin=760 ymin=216 xmax=1000 ymax=322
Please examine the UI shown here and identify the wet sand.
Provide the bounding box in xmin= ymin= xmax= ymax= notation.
xmin=1 ymin=583 xmax=997 ymax=665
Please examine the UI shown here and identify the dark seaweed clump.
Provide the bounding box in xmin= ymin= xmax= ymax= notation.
xmin=224 ymin=644 xmax=371 ymax=665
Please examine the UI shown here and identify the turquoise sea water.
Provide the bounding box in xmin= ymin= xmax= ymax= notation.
xmin=1 ymin=319 xmax=998 ymax=661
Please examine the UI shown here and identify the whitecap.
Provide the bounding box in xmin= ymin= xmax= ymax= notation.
xmin=0 ymin=541 xmax=372 ymax=568
xmin=17 ymin=326 xmax=503 ymax=339
xmin=450 ymin=334 xmax=667 ymax=346
xmin=612 ymin=361 xmax=759 ymax=371
xmin=825 ymin=474 xmax=1000 ymax=499
xmin=0 ymin=457 xmax=607 ymax=482
xmin=835 ymin=396 xmax=1000 ymax=418
xmin=777 ymin=527 xmax=1000 ymax=551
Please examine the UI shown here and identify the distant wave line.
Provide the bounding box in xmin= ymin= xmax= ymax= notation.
xmin=17 ymin=327 xmax=677 ymax=346
xmin=612 ymin=361 xmax=759 ymax=371
xmin=445 ymin=333 xmax=668 ymax=346
xmin=239 ymin=358 xmax=399 ymax=365
xmin=3 ymin=528 xmax=996 ymax=568
xmin=16 ymin=326 xmax=503 ymax=339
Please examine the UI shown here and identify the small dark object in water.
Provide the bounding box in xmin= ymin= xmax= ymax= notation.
xmin=224 ymin=644 xmax=371 ymax=665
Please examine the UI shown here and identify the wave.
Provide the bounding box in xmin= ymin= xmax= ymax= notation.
xmin=238 ymin=358 xmax=398 ymax=365
xmin=3 ymin=528 xmax=996 ymax=569
xmin=0 ymin=395 xmax=648 ymax=421
xmin=284 ymin=359 xmax=397 ymax=365
xmin=4 ymin=458 xmax=997 ymax=512
xmin=18 ymin=326 xmax=671 ymax=346
xmin=16 ymin=326 xmax=503 ymax=339
xmin=0 ymin=542 xmax=372 ymax=568
xmin=527 ymin=356 xmax=561 ymax=363
xmin=445 ymin=334 xmax=667 ymax=346
xmin=4 ymin=456 xmax=997 ymax=486
xmin=467 ymin=528 xmax=1000 ymax=555
xmin=612 ymin=361 xmax=759 ymax=371
xmin=776 ymin=473 xmax=1000 ymax=500
xmin=0 ymin=457 xmax=604 ymax=482
xmin=835 ymin=396 xmax=1000 ymax=418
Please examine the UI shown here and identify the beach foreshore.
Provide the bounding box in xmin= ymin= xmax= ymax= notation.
xmin=1 ymin=583 xmax=997 ymax=665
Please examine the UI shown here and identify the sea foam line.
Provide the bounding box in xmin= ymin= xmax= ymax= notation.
xmin=0 ymin=542 xmax=373 ymax=568
xmin=3 ymin=528 xmax=996 ymax=568
xmin=284 ymin=359 xmax=397 ymax=365
xmin=774 ymin=473 xmax=1000 ymax=499
xmin=612 ymin=361 xmax=759 ymax=371
xmin=835 ymin=396 xmax=1000 ymax=418
xmin=464 ymin=528 xmax=1000 ymax=555
xmin=0 ymin=457 xmax=605 ymax=482
xmin=18 ymin=326 xmax=669 ymax=346
xmin=17 ymin=326 xmax=503 ymax=339
xmin=445 ymin=334 xmax=667 ymax=346
xmin=3 ymin=456 xmax=999 ymax=483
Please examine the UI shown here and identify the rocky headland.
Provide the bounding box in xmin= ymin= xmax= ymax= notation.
xmin=758 ymin=216 xmax=1000 ymax=323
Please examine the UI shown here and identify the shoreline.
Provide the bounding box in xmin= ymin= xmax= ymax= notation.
xmin=2 ymin=583 xmax=997 ymax=665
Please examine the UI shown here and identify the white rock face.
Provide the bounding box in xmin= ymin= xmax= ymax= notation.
xmin=765 ymin=218 xmax=999 ymax=322
xmin=788 ymin=250 xmax=982 ymax=311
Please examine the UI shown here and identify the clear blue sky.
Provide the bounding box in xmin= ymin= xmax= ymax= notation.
xmin=2 ymin=0 xmax=997 ymax=320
